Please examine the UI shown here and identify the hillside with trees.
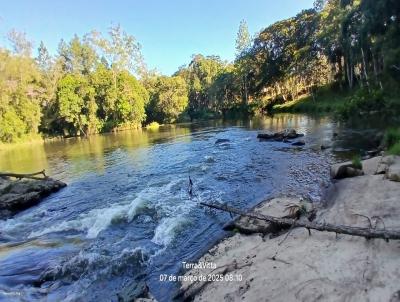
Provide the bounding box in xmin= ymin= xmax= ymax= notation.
xmin=0 ymin=0 xmax=399 ymax=144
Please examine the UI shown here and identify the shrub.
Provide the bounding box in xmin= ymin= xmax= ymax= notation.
xmin=145 ymin=121 xmax=160 ymax=129
xmin=352 ymin=155 xmax=362 ymax=170
xmin=383 ymin=128 xmax=400 ymax=149
xmin=336 ymin=88 xmax=385 ymax=119
xmin=388 ymin=142 xmax=400 ymax=155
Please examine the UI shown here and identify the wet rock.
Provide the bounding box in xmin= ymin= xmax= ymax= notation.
xmin=117 ymin=280 xmax=154 ymax=302
xmin=321 ymin=145 xmax=331 ymax=150
xmin=292 ymin=140 xmax=305 ymax=146
xmin=215 ymin=139 xmax=230 ymax=144
xmin=0 ymin=177 xmax=66 ymax=219
xmin=257 ymin=129 xmax=304 ymax=142
xmin=366 ymin=149 xmax=380 ymax=157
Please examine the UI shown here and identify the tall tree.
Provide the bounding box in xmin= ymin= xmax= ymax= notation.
xmin=235 ymin=20 xmax=252 ymax=105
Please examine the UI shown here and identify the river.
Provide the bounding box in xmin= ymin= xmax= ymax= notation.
xmin=0 ymin=114 xmax=383 ymax=301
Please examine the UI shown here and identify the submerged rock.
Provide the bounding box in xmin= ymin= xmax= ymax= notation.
xmin=215 ymin=139 xmax=230 ymax=144
xmin=292 ymin=140 xmax=305 ymax=146
xmin=257 ymin=129 xmax=304 ymax=142
xmin=0 ymin=176 xmax=66 ymax=219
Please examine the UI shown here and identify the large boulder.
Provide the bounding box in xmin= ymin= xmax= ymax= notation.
xmin=387 ymin=157 xmax=400 ymax=182
xmin=0 ymin=178 xmax=66 ymax=219
xmin=330 ymin=161 xmax=364 ymax=179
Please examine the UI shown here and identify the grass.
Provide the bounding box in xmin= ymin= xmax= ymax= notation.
xmin=0 ymin=134 xmax=44 ymax=151
xmin=384 ymin=128 xmax=400 ymax=149
xmin=351 ymin=155 xmax=363 ymax=170
xmin=384 ymin=128 xmax=400 ymax=155
xmin=272 ymin=86 xmax=351 ymax=114
xmin=388 ymin=142 xmax=400 ymax=155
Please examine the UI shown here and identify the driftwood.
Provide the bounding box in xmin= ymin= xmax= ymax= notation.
xmin=200 ymin=202 xmax=400 ymax=241
xmin=174 ymin=261 xmax=252 ymax=301
xmin=0 ymin=170 xmax=48 ymax=181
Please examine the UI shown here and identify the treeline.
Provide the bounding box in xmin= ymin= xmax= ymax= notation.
xmin=1 ymin=0 xmax=399 ymax=143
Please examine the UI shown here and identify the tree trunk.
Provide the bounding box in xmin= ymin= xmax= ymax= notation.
xmin=200 ymin=202 xmax=400 ymax=241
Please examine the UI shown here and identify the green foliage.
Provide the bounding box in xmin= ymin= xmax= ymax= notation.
xmin=0 ymin=49 xmax=42 ymax=143
xmin=336 ymin=88 xmax=386 ymax=119
xmin=1 ymin=2 xmax=400 ymax=143
xmin=384 ymin=128 xmax=400 ymax=149
xmin=273 ymin=85 xmax=350 ymax=114
xmin=388 ymin=142 xmax=400 ymax=156
xmin=145 ymin=121 xmax=160 ymax=130
xmin=352 ymin=155 xmax=362 ymax=170
xmin=56 ymin=74 xmax=100 ymax=136
xmin=146 ymin=76 xmax=188 ymax=123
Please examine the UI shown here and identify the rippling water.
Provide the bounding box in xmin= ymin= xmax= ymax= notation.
xmin=0 ymin=114 xmax=382 ymax=301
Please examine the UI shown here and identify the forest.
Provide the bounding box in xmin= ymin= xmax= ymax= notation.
xmin=0 ymin=0 xmax=399 ymax=143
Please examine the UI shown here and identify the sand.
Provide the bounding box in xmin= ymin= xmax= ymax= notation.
xmin=178 ymin=156 xmax=400 ymax=302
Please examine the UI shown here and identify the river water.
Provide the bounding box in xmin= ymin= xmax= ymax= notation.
xmin=0 ymin=114 xmax=383 ymax=301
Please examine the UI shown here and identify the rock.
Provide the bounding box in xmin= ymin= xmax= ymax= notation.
xmin=362 ymin=156 xmax=383 ymax=175
xmin=345 ymin=167 xmax=364 ymax=178
xmin=292 ymin=140 xmax=305 ymax=146
xmin=321 ymin=145 xmax=331 ymax=150
xmin=257 ymin=129 xmax=304 ymax=142
xmin=215 ymin=139 xmax=230 ymax=144
xmin=257 ymin=133 xmax=274 ymax=140
xmin=333 ymin=132 xmax=338 ymax=137
xmin=366 ymin=149 xmax=380 ymax=157
xmin=0 ymin=178 xmax=66 ymax=219
xmin=117 ymin=280 xmax=151 ymax=302
xmin=387 ymin=162 xmax=400 ymax=182
xmin=376 ymin=163 xmax=388 ymax=175
xmin=285 ymin=129 xmax=298 ymax=139
xmin=330 ymin=161 xmax=363 ymax=179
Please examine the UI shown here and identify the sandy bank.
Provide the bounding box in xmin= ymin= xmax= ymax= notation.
xmin=178 ymin=156 xmax=400 ymax=301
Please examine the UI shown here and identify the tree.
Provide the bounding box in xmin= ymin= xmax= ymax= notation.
xmin=89 ymin=25 xmax=147 ymax=78
xmin=7 ymin=29 xmax=33 ymax=57
xmin=56 ymin=74 xmax=99 ymax=136
xmin=36 ymin=41 xmax=52 ymax=72
xmin=235 ymin=20 xmax=252 ymax=105
xmin=147 ymin=76 xmax=188 ymax=123
xmin=0 ymin=49 xmax=42 ymax=142
xmin=235 ymin=20 xmax=251 ymax=57
xmin=57 ymin=35 xmax=98 ymax=75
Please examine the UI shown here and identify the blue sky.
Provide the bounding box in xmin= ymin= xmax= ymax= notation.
xmin=0 ymin=0 xmax=314 ymax=75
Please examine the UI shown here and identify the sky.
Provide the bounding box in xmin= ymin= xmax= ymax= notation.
xmin=0 ymin=0 xmax=314 ymax=75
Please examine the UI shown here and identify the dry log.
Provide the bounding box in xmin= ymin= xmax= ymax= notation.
xmin=0 ymin=170 xmax=48 ymax=181
xmin=200 ymin=202 xmax=400 ymax=241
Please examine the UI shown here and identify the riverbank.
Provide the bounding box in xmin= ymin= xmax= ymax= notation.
xmin=0 ymin=174 xmax=66 ymax=220
xmin=272 ymin=86 xmax=400 ymax=123
xmin=177 ymin=155 xmax=400 ymax=301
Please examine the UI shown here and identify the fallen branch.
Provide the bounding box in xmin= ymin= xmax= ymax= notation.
xmin=200 ymin=202 xmax=400 ymax=241
xmin=0 ymin=170 xmax=48 ymax=181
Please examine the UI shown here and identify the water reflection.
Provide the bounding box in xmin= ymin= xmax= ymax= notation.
xmin=0 ymin=113 xmax=387 ymax=182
